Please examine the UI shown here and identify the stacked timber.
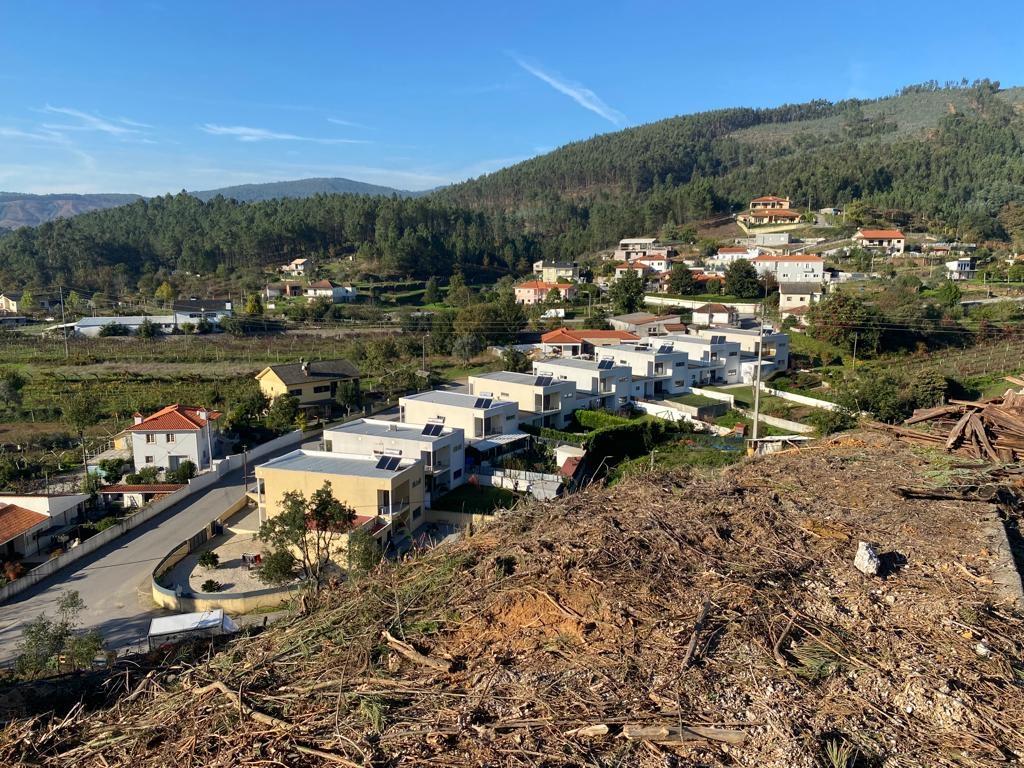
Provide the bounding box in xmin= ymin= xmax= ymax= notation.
xmin=877 ymin=377 xmax=1024 ymax=462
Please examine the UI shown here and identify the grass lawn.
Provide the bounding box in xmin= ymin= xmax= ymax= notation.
xmin=673 ymin=393 xmax=718 ymax=408
xmin=714 ymin=409 xmax=794 ymax=437
xmin=433 ymin=484 xmax=522 ymax=515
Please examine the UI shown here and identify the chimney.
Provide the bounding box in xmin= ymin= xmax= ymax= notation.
xmin=198 ymin=409 xmax=208 ymax=422
xmin=302 ymin=360 xmax=310 ymax=376
xmin=133 ymin=412 xmax=144 ymax=425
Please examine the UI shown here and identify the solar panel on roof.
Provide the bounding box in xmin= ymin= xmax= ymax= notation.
xmin=597 ymin=359 xmax=613 ymax=369
xmin=374 ymin=455 xmax=390 ymax=470
xmin=712 ymin=335 xmax=726 ymax=344
xmin=421 ymin=423 xmax=443 ymax=436
xmin=474 ymin=397 xmax=492 ymax=409
xmin=534 ymin=375 xmax=552 ymax=387
xmin=657 ymin=344 xmax=673 ymax=354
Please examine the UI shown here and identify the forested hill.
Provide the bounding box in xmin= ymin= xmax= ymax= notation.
xmin=0 ymin=193 xmax=540 ymax=292
xmin=0 ymin=192 xmax=140 ymax=229
xmin=191 ymin=176 xmax=416 ymax=202
xmin=5 ymin=80 xmax=1024 ymax=292
xmin=441 ymin=80 xmax=1024 ymax=240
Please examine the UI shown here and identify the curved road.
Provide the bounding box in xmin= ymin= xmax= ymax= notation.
xmin=0 ymin=443 xmax=302 ymax=664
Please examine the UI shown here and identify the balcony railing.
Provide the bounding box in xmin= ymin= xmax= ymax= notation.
xmin=379 ymin=501 xmax=410 ymax=517
xmin=423 ymin=462 xmax=448 ymax=474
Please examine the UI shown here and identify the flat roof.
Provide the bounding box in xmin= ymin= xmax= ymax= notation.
xmin=257 ymin=449 xmax=417 ymax=479
xmin=324 ymin=418 xmax=457 ymax=443
xmin=400 ymin=390 xmax=516 ymax=411
xmin=604 ymin=342 xmax=687 ymax=356
xmin=471 ymin=370 xmax=570 ymax=388
xmin=149 ymin=610 xmax=226 ymax=637
xmin=535 ymin=357 xmax=627 ymax=372
xmin=76 ymin=315 xmax=174 ymax=327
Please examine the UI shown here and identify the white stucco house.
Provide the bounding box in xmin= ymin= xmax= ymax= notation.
xmin=127 ymin=404 xmax=222 ymax=474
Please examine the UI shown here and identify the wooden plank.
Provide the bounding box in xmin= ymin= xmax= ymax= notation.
xmin=905 ymin=405 xmax=961 ymax=425
xmin=945 ymin=410 xmax=975 ymax=450
xmin=967 ymin=413 xmax=1000 ymax=462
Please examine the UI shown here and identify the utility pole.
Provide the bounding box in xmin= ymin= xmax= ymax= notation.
xmin=751 ymin=285 xmax=767 ymax=440
xmin=58 ymin=286 xmax=69 ymax=359
xmin=851 ymin=332 xmax=859 ymax=370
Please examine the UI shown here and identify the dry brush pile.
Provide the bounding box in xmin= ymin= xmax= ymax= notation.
xmin=2 ymin=433 xmax=1022 ymax=767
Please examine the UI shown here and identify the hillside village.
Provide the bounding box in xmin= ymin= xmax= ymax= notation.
xmin=2 ymin=80 xmax=1024 ymax=764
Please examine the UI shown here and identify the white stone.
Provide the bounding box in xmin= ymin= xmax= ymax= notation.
xmin=854 ymin=541 xmax=882 ymax=576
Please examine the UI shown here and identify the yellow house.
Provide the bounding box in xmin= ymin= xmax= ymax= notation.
xmin=255 ymin=449 xmax=425 ymax=553
xmin=255 ymin=359 xmax=360 ymax=417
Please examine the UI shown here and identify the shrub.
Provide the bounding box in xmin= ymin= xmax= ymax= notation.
xmin=574 ymin=409 xmax=633 ymax=430
xmin=255 ymin=550 xmax=297 ymax=585
xmin=200 ymin=579 xmax=224 ymax=593
xmin=167 ymin=460 xmax=197 ymax=484
xmin=197 ymin=551 xmax=220 ymax=569
xmin=94 ymin=516 xmax=120 ymax=532
xmin=807 ymin=408 xmax=858 ymax=436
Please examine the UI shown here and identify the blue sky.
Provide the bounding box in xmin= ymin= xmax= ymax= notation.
xmin=1 ymin=0 xmax=1020 ymax=195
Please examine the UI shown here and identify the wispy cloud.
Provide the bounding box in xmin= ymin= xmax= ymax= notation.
xmin=512 ymin=56 xmax=625 ymax=125
xmin=200 ymin=123 xmax=369 ymax=144
xmin=327 ymin=117 xmax=369 ymax=129
xmin=41 ymin=105 xmax=148 ymax=136
xmin=0 ymin=125 xmax=96 ymax=169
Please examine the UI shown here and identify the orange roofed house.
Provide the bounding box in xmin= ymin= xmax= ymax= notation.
xmin=852 ymin=229 xmax=906 ymax=254
xmin=125 ymin=404 xmax=222 ymax=475
xmin=749 ymin=195 xmax=791 ymax=210
xmin=514 ymin=281 xmax=578 ymax=305
xmin=540 ymin=328 xmax=640 ymax=358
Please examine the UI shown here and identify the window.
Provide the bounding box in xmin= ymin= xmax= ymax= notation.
xmin=144 ymin=456 xmax=154 ymax=464
xmin=166 ymin=433 xmax=175 ymax=443
xmin=412 ymin=507 xmax=422 ymax=520
xmin=323 ymin=440 xmax=333 ymax=452
xmin=453 ymin=469 xmax=462 ymax=479
xmin=412 ymin=478 xmax=421 ymax=488
xmin=313 ymin=385 xmax=331 ymax=394
xmin=288 ymin=388 xmax=302 ymax=396
xmin=145 ymin=434 xmax=156 ymax=444
xmin=505 ymin=414 xmax=516 ymax=421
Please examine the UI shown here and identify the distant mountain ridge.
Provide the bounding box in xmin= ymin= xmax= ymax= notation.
xmin=0 ymin=177 xmax=422 ymax=229
xmin=190 ymin=177 xmax=417 ymax=202
xmin=0 ymin=192 xmax=140 ymax=230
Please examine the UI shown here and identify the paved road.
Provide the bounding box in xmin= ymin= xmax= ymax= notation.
xmin=0 ymin=442 xmax=306 ymax=664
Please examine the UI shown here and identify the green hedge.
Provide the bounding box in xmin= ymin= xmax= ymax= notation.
xmin=574 ymin=410 xmax=633 ymax=430
xmin=519 ymin=423 xmax=587 ymax=445
xmin=584 ymin=417 xmax=682 ymax=464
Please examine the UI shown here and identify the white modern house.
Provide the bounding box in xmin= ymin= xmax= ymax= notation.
xmin=709 ymin=246 xmax=760 ymax=268
xmin=690 ymin=303 xmax=738 ymax=327
xmin=945 ymin=257 xmax=976 ymax=281
xmin=398 ymin=390 xmax=528 ymax=463
xmin=692 ymin=326 xmax=790 ymax=373
xmin=126 ymin=404 xmax=221 ymax=474
xmin=468 ymin=371 xmax=577 ymax=429
xmin=599 ymin=342 xmax=693 ymax=397
xmin=532 ymin=358 xmax=632 ymax=411
xmin=322 ymin=418 xmax=467 ymax=499
xmin=660 ymin=334 xmax=743 ymax=385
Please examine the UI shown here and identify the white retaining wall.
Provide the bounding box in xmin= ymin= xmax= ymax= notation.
xmin=0 ymin=430 xmax=304 ymax=604
xmin=759 ymin=384 xmax=840 ymax=412
xmin=739 ymin=409 xmax=814 ymax=434
xmin=633 ymin=401 xmax=735 ymax=436
xmin=688 ymin=386 xmax=736 ymax=407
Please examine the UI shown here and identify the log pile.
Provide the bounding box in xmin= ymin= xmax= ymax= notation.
xmin=879 ymin=378 xmax=1024 ymax=462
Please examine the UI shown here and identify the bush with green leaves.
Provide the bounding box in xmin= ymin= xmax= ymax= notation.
xmin=200 ymin=579 xmax=224 ymax=593
xmin=197 ymin=550 xmax=220 ymax=569
xmin=125 ymin=466 xmax=160 ymax=485
xmin=167 ymin=460 xmax=197 ymax=484
xmin=807 ymin=407 xmax=859 ymax=436
xmin=255 ymin=549 xmax=298 ymax=585
xmin=15 ymin=590 xmax=103 ymax=678
xmin=94 ymin=516 xmax=120 ymax=532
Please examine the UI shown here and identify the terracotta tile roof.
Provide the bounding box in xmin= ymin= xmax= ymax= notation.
xmin=0 ymin=504 xmax=49 ymax=544
xmin=751 ymin=195 xmax=788 ymax=203
xmin=743 ymin=209 xmax=802 ymax=219
xmin=125 ymin=404 xmax=221 ymax=432
xmin=307 ymin=279 xmax=339 ymax=289
xmin=663 ymin=322 xmax=688 ymax=332
xmin=541 ymin=328 xmax=639 ymax=344
xmin=717 ymin=246 xmax=751 ymax=254
xmin=99 ymin=484 xmax=186 ymax=494
xmin=516 ymin=280 xmax=560 ymax=290
xmin=753 ymin=254 xmax=823 ymax=263
xmin=694 ymin=303 xmax=734 ymax=314
xmin=856 ymin=229 xmax=905 ymax=239
xmin=784 ymin=305 xmax=811 ymax=315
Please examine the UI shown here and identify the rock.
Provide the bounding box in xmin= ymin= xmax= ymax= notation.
xmin=855 ymin=541 xmax=882 ymax=576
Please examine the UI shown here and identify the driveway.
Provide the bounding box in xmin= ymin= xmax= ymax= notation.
xmin=0 ymin=443 xmax=301 ymax=664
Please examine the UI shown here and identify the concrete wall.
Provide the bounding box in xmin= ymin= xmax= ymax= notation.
xmin=688 ymin=386 xmax=736 ymax=407
xmin=0 ymin=430 xmax=304 ymax=605
xmin=759 ymin=384 xmax=841 ymax=412
xmin=150 ymin=494 xmax=298 ymax=614
xmin=739 ymin=409 xmax=814 ymax=434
